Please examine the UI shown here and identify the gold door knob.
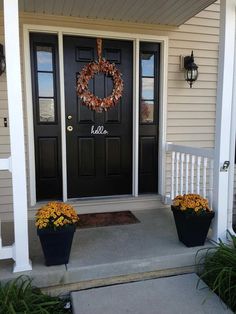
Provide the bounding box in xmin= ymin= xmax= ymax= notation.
xmin=67 ymin=126 xmax=73 ymax=132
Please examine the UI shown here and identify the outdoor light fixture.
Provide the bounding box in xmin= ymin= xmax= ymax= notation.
xmin=0 ymin=44 xmax=6 ymax=76
xmin=183 ymin=51 xmax=198 ymax=88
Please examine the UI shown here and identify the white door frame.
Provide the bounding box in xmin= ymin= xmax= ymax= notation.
xmin=23 ymin=24 xmax=168 ymax=206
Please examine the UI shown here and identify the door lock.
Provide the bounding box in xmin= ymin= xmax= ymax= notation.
xmin=67 ymin=115 xmax=73 ymax=120
xmin=67 ymin=126 xmax=73 ymax=132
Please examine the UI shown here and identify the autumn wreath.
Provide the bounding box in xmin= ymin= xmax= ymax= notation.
xmin=77 ymin=38 xmax=124 ymax=112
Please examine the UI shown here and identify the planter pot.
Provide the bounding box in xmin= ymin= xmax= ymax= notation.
xmin=37 ymin=225 xmax=76 ymax=266
xmin=171 ymin=206 xmax=215 ymax=247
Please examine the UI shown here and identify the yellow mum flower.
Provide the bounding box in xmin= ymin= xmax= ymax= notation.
xmin=35 ymin=201 xmax=79 ymax=230
xmin=172 ymin=194 xmax=212 ymax=215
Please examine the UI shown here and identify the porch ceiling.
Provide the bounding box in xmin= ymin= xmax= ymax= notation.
xmin=2 ymin=0 xmax=216 ymax=26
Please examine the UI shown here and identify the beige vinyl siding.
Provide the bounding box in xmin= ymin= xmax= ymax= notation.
xmin=0 ymin=15 xmax=13 ymax=214
xmin=0 ymin=1 xmax=220 ymax=216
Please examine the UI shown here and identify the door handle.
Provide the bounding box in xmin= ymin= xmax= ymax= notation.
xmin=67 ymin=126 xmax=73 ymax=132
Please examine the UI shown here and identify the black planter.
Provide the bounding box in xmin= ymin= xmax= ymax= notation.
xmin=171 ymin=206 xmax=215 ymax=247
xmin=37 ymin=225 xmax=76 ymax=266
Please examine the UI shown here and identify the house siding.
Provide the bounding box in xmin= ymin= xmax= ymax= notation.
xmin=0 ymin=1 xmax=220 ymax=217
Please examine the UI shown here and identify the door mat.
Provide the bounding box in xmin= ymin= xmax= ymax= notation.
xmin=77 ymin=211 xmax=140 ymax=229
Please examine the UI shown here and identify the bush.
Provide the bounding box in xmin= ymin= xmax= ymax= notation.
xmin=0 ymin=276 xmax=71 ymax=314
xmin=197 ymin=232 xmax=236 ymax=312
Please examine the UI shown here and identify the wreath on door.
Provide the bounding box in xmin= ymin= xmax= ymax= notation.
xmin=77 ymin=38 xmax=124 ymax=112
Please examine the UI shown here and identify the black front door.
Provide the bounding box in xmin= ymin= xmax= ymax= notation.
xmin=63 ymin=36 xmax=133 ymax=198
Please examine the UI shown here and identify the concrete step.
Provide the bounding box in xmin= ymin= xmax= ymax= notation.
xmin=0 ymin=208 xmax=214 ymax=298
xmin=42 ymin=265 xmax=195 ymax=296
xmin=71 ymin=273 xmax=233 ymax=314
xmin=26 ymin=194 xmax=164 ymax=220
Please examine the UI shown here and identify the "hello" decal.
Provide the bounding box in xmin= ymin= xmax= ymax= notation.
xmin=91 ymin=125 xmax=109 ymax=135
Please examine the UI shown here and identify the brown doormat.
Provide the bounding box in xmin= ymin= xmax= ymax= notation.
xmin=77 ymin=211 xmax=140 ymax=229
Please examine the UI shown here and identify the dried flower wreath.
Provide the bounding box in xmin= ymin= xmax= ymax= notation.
xmin=77 ymin=38 xmax=124 ymax=112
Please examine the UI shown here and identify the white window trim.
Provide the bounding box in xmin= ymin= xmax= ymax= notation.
xmin=23 ymin=24 xmax=168 ymax=206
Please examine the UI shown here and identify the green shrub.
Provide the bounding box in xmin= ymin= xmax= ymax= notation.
xmin=197 ymin=232 xmax=236 ymax=312
xmin=0 ymin=276 xmax=71 ymax=314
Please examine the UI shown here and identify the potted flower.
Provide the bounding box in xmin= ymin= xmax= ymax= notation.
xmin=35 ymin=201 xmax=79 ymax=266
xmin=171 ymin=194 xmax=215 ymax=247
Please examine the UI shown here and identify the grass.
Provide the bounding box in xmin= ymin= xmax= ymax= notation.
xmin=196 ymin=231 xmax=236 ymax=313
xmin=0 ymin=276 xmax=71 ymax=314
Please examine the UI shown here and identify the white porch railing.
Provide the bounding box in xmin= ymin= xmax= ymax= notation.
xmin=0 ymin=157 xmax=14 ymax=260
xmin=165 ymin=143 xmax=214 ymax=208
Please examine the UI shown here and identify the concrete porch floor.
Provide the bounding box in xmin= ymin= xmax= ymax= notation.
xmin=0 ymin=208 xmax=213 ymax=294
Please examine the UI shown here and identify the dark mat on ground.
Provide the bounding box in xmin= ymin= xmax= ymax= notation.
xmin=77 ymin=211 xmax=140 ymax=229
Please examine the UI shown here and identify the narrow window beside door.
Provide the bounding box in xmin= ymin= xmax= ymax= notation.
xmin=139 ymin=42 xmax=160 ymax=194
xmin=30 ymin=33 xmax=62 ymax=201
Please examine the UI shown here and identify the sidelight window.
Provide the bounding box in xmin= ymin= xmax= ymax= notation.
xmin=35 ymin=45 xmax=56 ymax=123
xmin=140 ymin=52 xmax=157 ymax=124
xmin=139 ymin=42 xmax=160 ymax=194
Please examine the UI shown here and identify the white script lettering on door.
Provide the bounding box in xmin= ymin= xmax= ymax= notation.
xmin=91 ymin=125 xmax=109 ymax=135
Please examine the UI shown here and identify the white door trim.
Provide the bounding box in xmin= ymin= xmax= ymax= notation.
xmin=133 ymin=39 xmax=140 ymax=197
xmin=23 ymin=24 xmax=168 ymax=205
xmin=58 ymin=32 xmax=68 ymax=202
xmin=23 ymin=28 xmax=36 ymax=206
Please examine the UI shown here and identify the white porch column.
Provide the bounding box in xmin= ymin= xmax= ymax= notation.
xmin=3 ymin=0 xmax=32 ymax=271
xmin=212 ymin=0 xmax=236 ymax=241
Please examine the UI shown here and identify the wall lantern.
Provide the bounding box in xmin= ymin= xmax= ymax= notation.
xmin=183 ymin=51 xmax=198 ymax=88
xmin=0 ymin=44 xmax=6 ymax=76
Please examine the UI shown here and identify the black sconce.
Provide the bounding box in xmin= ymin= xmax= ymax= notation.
xmin=184 ymin=51 xmax=198 ymax=88
xmin=0 ymin=44 xmax=6 ymax=76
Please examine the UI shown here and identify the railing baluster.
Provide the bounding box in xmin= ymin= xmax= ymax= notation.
xmin=176 ymin=152 xmax=180 ymax=197
xmin=191 ymin=155 xmax=195 ymax=193
xmin=171 ymin=152 xmax=175 ymax=200
xmin=0 ymin=157 xmax=13 ymax=261
xmin=0 ymin=220 xmax=13 ymax=260
xmin=180 ymin=153 xmax=184 ymax=195
xmin=185 ymin=154 xmax=190 ymax=194
xmin=165 ymin=142 xmax=214 ymax=207
xmin=203 ymin=158 xmax=207 ymax=198
xmin=197 ymin=156 xmax=201 ymax=194
xmin=209 ymin=159 xmax=214 ymax=209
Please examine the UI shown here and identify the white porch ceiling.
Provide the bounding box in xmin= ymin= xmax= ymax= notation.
xmin=1 ymin=0 xmax=217 ymax=26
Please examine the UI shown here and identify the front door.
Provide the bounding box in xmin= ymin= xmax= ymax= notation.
xmin=63 ymin=36 xmax=133 ymax=198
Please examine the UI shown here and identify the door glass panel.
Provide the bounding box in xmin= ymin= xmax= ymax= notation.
xmin=142 ymin=78 xmax=154 ymax=99
xmin=36 ymin=46 xmax=53 ymax=71
xmin=39 ymin=98 xmax=55 ymax=122
xmin=141 ymin=53 xmax=154 ymax=77
xmin=38 ymin=73 xmax=54 ymax=97
xmin=140 ymin=100 xmax=154 ymax=123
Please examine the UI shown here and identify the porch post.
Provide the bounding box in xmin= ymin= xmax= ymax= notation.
xmin=212 ymin=0 xmax=236 ymax=241
xmin=3 ymin=0 xmax=32 ymax=271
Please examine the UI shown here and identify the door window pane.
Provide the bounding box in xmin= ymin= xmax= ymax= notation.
xmin=140 ymin=101 xmax=154 ymax=123
xmin=36 ymin=46 xmax=53 ymax=71
xmin=38 ymin=73 xmax=54 ymax=97
xmin=142 ymin=78 xmax=154 ymax=99
xmin=141 ymin=53 xmax=154 ymax=77
xmin=39 ymin=98 xmax=55 ymax=122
